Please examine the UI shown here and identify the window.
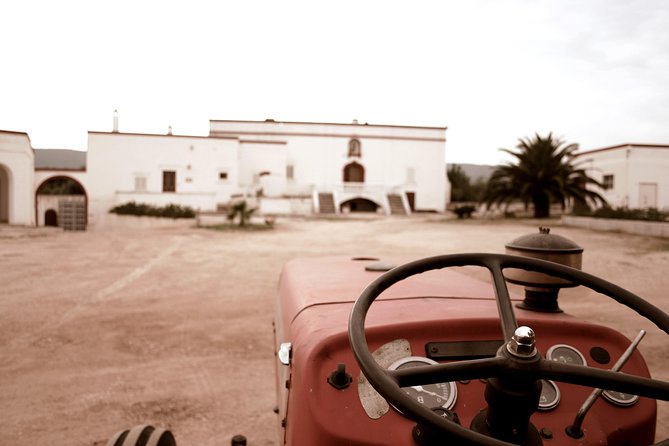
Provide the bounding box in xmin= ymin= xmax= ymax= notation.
xmin=602 ymin=174 xmax=614 ymax=190
xmin=348 ymin=139 xmax=361 ymax=157
xmin=134 ymin=175 xmax=147 ymax=191
xmin=219 ymin=171 xmax=228 ymax=181
xmin=163 ymin=170 xmax=176 ymax=192
xmin=286 ymin=164 xmax=294 ymax=180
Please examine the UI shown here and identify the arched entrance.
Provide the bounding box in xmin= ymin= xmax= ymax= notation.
xmin=36 ymin=176 xmax=87 ymax=230
xmin=0 ymin=164 xmax=9 ymax=223
xmin=45 ymin=209 xmax=58 ymax=226
xmin=343 ymin=162 xmax=365 ymax=183
xmin=340 ymin=198 xmax=379 ymax=213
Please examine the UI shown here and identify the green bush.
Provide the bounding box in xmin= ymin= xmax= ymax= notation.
xmin=579 ymin=206 xmax=668 ymax=222
xmin=109 ymin=201 xmax=196 ymax=219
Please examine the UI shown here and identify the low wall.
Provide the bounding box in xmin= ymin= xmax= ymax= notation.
xmin=562 ymin=216 xmax=669 ymax=238
xmin=259 ymin=197 xmax=313 ymax=216
xmin=91 ymin=213 xmax=196 ymax=230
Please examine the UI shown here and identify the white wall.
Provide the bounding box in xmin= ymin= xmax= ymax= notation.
xmin=86 ymin=132 xmax=240 ymax=226
xmin=211 ymin=120 xmax=448 ymax=211
xmin=581 ymin=145 xmax=669 ymax=209
xmin=0 ymin=131 xmax=35 ymax=225
xmin=239 ymin=141 xmax=287 ymax=197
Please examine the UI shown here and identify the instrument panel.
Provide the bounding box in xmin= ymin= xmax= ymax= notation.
xmin=378 ymin=340 xmax=640 ymax=416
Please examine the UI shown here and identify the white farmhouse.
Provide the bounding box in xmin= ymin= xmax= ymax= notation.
xmin=209 ymin=120 xmax=448 ymax=216
xmin=83 ymin=119 xmax=448 ymax=227
xmin=577 ymin=144 xmax=669 ymax=210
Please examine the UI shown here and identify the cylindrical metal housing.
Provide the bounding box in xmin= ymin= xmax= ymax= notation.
xmin=505 ymin=227 xmax=583 ymax=288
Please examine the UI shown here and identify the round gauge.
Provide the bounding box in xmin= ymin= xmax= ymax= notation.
xmin=602 ymin=389 xmax=639 ymax=407
xmin=538 ymin=380 xmax=560 ymax=411
xmin=546 ymin=344 xmax=587 ymax=366
xmin=388 ymin=356 xmax=457 ymax=410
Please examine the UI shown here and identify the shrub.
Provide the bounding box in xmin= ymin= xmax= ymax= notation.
xmin=579 ymin=206 xmax=669 ymax=222
xmin=227 ymin=200 xmax=256 ymax=227
xmin=109 ymin=201 xmax=196 ymax=219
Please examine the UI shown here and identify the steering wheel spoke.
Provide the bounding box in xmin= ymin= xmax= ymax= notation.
xmin=389 ymin=357 xmax=506 ymax=387
xmin=485 ymin=258 xmax=518 ymax=341
xmin=537 ymin=359 xmax=669 ymax=401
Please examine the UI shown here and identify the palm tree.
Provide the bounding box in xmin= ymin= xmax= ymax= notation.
xmin=482 ymin=133 xmax=607 ymax=218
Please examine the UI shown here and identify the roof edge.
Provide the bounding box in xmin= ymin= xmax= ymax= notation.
xmin=88 ymin=131 xmax=237 ymax=140
xmin=577 ymin=143 xmax=669 ymax=156
xmin=209 ymin=119 xmax=447 ymax=131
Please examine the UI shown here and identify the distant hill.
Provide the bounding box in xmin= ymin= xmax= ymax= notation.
xmin=34 ymin=149 xmax=86 ymax=170
xmin=451 ymin=163 xmax=496 ymax=182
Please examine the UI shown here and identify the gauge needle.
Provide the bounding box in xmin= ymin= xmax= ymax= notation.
xmin=411 ymin=385 xmax=444 ymax=400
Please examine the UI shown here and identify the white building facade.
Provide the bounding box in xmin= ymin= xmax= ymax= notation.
xmin=86 ymin=131 xmax=241 ymax=226
xmin=1 ymin=119 xmax=449 ymax=228
xmin=577 ymin=144 xmax=669 ymax=210
xmin=209 ymin=120 xmax=448 ymax=216
xmin=84 ymin=120 xmax=448 ymax=227
xmin=0 ymin=130 xmax=35 ymax=225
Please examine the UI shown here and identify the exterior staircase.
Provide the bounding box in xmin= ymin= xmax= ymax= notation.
xmin=387 ymin=194 xmax=407 ymax=215
xmin=318 ymin=193 xmax=336 ymax=214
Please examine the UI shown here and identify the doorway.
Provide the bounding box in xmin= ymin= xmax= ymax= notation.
xmin=45 ymin=209 xmax=58 ymax=226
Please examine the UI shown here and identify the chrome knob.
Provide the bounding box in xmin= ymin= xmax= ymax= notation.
xmin=507 ymin=326 xmax=537 ymax=358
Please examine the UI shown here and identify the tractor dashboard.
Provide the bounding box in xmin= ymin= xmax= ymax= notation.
xmin=273 ymin=256 xmax=659 ymax=446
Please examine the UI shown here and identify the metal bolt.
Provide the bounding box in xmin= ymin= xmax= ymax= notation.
xmin=507 ymin=326 xmax=537 ymax=357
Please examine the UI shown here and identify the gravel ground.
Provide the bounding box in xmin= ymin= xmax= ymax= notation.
xmin=1 ymin=216 xmax=667 ymax=445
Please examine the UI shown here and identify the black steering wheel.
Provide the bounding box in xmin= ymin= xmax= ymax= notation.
xmin=348 ymin=253 xmax=669 ymax=446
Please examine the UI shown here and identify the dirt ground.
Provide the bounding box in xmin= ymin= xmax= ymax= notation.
xmin=1 ymin=216 xmax=668 ymax=445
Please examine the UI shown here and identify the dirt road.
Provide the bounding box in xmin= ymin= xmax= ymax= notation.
xmin=1 ymin=216 xmax=668 ymax=445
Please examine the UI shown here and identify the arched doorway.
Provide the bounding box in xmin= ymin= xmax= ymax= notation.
xmin=36 ymin=176 xmax=87 ymax=230
xmin=45 ymin=209 xmax=58 ymax=226
xmin=343 ymin=162 xmax=365 ymax=183
xmin=0 ymin=164 xmax=9 ymax=223
xmin=340 ymin=198 xmax=379 ymax=213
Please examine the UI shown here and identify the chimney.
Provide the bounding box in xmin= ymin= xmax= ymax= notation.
xmin=168 ymin=125 xmax=173 ymax=135
xmin=113 ymin=110 xmax=119 ymax=133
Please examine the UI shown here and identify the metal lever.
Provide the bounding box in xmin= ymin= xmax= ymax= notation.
xmin=566 ymin=330 xmax=646 ymax=438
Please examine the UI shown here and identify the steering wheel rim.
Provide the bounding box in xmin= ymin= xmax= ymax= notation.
xmin=348 ymin=253 xmax=669 ymax=446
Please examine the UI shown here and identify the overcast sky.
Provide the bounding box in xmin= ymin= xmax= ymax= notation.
xmin=1 ymin=0 xmax=668 ymax=164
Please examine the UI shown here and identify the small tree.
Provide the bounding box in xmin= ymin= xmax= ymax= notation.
xmin=227 ymin=200 xmax=256 ymax=227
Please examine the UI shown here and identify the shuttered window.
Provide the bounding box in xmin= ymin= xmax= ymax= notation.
xmin=163 ymin=171 xmax=176 ymax=192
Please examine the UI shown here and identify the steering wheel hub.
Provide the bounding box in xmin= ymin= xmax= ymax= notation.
xmin=507 ymin=326 xmax=537 ymax=358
